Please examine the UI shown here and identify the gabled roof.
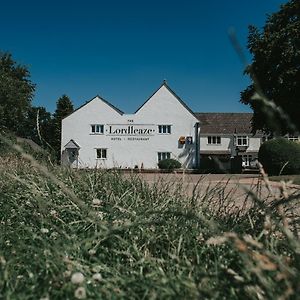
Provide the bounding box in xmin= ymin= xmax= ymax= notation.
xmin=63 ymin=95 xmax=124 ymax=120
xmin=64 ymin=139 xmax=80 ymax=149
xmin=195 ymin=113 xmax=261 ymax=135
xmin=135 ymin=80 xmax=197 ymax=118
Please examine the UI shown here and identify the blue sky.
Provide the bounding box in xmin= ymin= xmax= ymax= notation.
xmin=1 ymin=0 xmax=285 ymax=114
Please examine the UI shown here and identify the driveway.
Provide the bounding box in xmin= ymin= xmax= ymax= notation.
xmin=122 ymin=172 xmax=300 ymax=213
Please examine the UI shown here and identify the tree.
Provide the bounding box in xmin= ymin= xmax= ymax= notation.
xmin=23 ymin=106 xmax=52 ymax=145
xmin=0 ymin=52 xmax=35 ymax=135
xmin=241 ymin=0 xmax=300 ymax=134
xmin=51 ymin=95 xmax=74 ymax=158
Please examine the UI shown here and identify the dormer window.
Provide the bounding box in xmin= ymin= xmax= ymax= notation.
xmin=91 ymin=124 xmax=104 ymax=134
xmin=207 ymin=136 xmax=221 ymax=145
xmin=235 ymin=135 xmax=249 ymax=146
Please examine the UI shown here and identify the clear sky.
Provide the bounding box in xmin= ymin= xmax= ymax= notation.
xmin=0 ymin=0 xmax=285 ymax=114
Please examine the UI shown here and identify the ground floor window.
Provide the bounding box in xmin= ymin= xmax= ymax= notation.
xmin=242 ymin=154 xmax=254 ymax=167
xmin=158 ymin=152 xmax=171 ymax=162
xmin=287 ymin=134 xmax=299 ymax=141
xmin=96 ymin=148 xmax=107 ymax=159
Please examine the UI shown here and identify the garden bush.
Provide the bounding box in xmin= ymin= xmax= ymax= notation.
xmin=158 ymin=158 xmax=181 ymax=170
xmin=258 ymin=137 xmax=300 ymax=175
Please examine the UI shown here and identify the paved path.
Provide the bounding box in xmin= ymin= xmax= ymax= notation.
xmin=122 ymin=173 xmax=300 ymax=213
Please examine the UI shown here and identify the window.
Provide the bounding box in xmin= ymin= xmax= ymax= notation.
xmin=287 ymin=134 xmax=299 ymax=141
xmin=158 ymin=152 xmax=171 ymax=162
xmin=241 ymin=154 xmax=252 ymax=167
xmin=91 ymin=124 xmax=104 ymax=134
xmin=235 ymin=135 xmax=249 ymax=146
xmin=207 ymin=136 xmax=221 ymax=145
xmin=96 ymin=148 xmax=107 ymax=159
xmin=158 ymin=125 xmax=171 ymax=134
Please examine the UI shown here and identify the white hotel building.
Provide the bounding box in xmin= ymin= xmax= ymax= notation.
xmin=61 ymin=81 xmax=264 ymax=170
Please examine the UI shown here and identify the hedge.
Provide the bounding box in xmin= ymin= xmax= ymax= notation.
xmin=258 ymin=137 xmax=300 ymax=175
xmin=158 ymin=158 xmax=181 ymax=170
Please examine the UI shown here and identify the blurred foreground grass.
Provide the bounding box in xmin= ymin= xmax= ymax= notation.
xmin=1 ymin=152 xmax=300 ymax=299
xmin=269 ymin=175 xmax=300 ymax=186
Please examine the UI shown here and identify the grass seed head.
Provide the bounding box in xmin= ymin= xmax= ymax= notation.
xmin=74 ymin=287 xmax=86 ymax=299
xmin=71 ymin=272 xmax=85 ymax=285
xmin=92 ymin=273 xmax=102 ymax=282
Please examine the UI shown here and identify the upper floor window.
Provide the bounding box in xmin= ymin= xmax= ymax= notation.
xmin=235 ymin=135 xmax=249 ymax=146
xmin=158 ymin=125 xmax=171 ymax=134
xmin=207 ymin=136 xmax=221 ymax=145
xmin=96 ymin=148 xmax=107 ymax=159
xmin=158 ymin=152 xmax=171 ymax=162
xmin=91 ymin=124 xmax=104 ymax=134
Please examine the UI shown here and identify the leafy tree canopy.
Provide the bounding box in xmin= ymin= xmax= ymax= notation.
xmin=241 ymin=0 xmax=300 ymax=134
xmin=52 ymin=95 xmax=74 ymax=158
xmin=0 ymin=52 xmax=35 ymax=134
xmin=53 ymin=94 xmax=74 ymax=121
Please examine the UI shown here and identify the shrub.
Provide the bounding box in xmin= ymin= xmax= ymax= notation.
xmin=158 ymin=158 xmax=181 ymax=170
xmin=258 ymin=137 xmax=300 ymax=175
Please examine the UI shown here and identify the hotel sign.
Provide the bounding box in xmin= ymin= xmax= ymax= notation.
xmin=106 ymin=124 xmax=156 ymax=136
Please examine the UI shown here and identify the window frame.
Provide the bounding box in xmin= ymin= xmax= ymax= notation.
xmin=235 ymin=135 xmax=249 ymax=146
xmin=96 ymin=148 xmax=107 ymax=159
xmin=91 ymin=124 xmax=104 ymax=135
xmin=207 ymin=135 xmax=221 ymax=145
xmin=241 ymin=154 xmax=253 ymax=167
xmin=287 ymin=134 xmax=299 ymax=142
xmin=158 ymin=125 xmax=172 ymax=134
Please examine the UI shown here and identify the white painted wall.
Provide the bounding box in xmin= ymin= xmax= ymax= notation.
xmin=200 ymin=135 xmax=232 ymax=152
xmin=248 ymin=136 xmax=261 ymax=153
xmin=62 ymin=84 xmax=199 ymax=169
xmin=200 ymin=134 xmax=262 ymax=156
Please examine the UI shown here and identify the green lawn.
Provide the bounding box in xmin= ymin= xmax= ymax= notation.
xmin=1 ymin=148 xmax=300 ymax=299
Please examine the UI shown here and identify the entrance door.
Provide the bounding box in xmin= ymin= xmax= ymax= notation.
xmin=62 ymin=148 xmax=79 ymax=168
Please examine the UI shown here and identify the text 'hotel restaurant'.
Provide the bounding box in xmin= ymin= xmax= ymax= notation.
xmin=61 ymin=81 xmax=264 ymax=170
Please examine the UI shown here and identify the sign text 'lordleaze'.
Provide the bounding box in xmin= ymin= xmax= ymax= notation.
xmin=106 ymin=125 xmax=156 ymax=136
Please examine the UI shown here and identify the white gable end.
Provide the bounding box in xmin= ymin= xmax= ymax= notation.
xmin=136 ymin=85 xmax=198 ymax=124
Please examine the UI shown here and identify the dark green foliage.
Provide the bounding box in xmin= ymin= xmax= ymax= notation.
xmin=0 ymin=52 xmax=35 ymax=135
xmin=258 ymin=137 xmax=300 ymax=175
xmin=22 ymin=106 xmax=52 ymax=145
xmin=158 ymin=158 xmax=181 ymax=170
xmin=241 ymin=0 xmax=300 ymax=134
xmin=51 ymin=95 xmax=74 ymax=158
